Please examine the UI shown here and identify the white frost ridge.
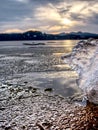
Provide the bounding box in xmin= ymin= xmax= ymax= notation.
xmin=62 ymin=38 xmax=98 ymax=104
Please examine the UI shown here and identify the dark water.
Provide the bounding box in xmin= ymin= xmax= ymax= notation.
xmin=0 ymin=40 xmax=81 ymax=97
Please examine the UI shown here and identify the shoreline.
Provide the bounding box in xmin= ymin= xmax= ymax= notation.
xmin=0 ymin=82 xmax=97 ymax=130
xmin=0 ymin=82 xmax=76 ymax=130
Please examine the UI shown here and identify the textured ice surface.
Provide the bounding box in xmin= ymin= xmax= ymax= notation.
xmin=62 ymin=38 xmax=98 ymax=104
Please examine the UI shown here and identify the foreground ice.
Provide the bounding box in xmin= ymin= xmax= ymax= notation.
xmin=62 ymin=38 xmax=98 ymax=104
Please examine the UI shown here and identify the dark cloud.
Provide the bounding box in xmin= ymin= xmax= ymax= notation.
xmin=87 ymin=12 xmax=98 ymax=25
xmin=57 ymin=5 xmax=72 ymax=17
xmin=0 ymin=0 xmax=32 ymax=22
xmin=29 ymin=0 xmax=61 ymax=4
xmin=70 ymin=13 xmax=83 ymax=21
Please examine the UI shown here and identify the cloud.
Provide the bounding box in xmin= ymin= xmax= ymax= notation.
xmin=14 ymin=0 xmax=28 ymax=3
xmin=87 ymin=12 xmax=98 ymax=25
xmin=0 ymin=0 xmax=32 ymax=22
xmin=0 ymin=0 xmax=98 ymax=33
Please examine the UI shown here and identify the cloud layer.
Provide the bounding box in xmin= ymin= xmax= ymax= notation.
xmin=0 ymin=0 xmax=98 ymax=33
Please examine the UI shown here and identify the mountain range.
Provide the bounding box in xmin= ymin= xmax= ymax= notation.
xmin=0 ymin=30 xmax=98 ymax=41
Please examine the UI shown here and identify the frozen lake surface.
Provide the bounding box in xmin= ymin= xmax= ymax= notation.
xmin=0 ymin=40 xmax=81 ymax=97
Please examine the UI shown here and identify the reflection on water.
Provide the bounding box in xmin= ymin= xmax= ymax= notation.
xmin=53 ymin=64 xmax=71 ymax=70
xmin=0 ymin=40 xmax=81 ymax=97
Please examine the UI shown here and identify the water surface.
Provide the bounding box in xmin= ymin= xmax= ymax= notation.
xmin=0 ymin=40 xmax=81 ymax=97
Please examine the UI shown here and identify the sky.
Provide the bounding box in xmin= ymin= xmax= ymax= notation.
xmin=0 ymin=0 xmax=98 ymax=34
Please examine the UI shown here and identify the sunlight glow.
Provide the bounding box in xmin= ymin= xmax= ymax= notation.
xmin=5 ymin=29 xmax=22 ymax=33
xmin=62 ymin=18 xmax=72 ymax=25
xmin=35 ymin=6 xmax=60 ymax=21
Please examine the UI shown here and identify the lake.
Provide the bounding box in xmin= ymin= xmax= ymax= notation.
xmin=0 ymin=40 xmax=81 ymax=97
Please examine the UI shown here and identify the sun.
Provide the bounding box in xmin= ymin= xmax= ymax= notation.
xmin=61 ymin=18 xmax=72 ymax=25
